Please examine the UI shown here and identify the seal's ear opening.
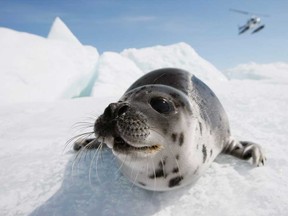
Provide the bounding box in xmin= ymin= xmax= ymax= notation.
xmin=149 ymin=97 xmax=174 ymax=114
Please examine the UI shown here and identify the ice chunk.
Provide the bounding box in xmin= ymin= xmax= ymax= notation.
xmin=224 ymin=62 xmax=288 ymax=84
xmin=0 ymin=25 xmax=99 ymax=105
xmin=91 ymin=52 xmax=144 ymax=98
xmin=121 ymin=42 xmax=227 ymax=82
xmin=47 ymin=17 xmax=81 ymax=46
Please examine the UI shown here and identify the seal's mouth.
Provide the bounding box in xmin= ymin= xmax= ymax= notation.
xmin=113 ymin=136 xmax=161 ymax=153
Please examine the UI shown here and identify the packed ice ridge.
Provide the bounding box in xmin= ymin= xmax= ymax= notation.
xmin=0 ymin=17 xmax=99 ymax=105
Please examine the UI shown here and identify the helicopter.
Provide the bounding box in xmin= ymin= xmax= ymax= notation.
xmin=230 ymin=9 xmax=269 ymax=34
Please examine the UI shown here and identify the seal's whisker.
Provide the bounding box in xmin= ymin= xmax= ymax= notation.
xmin=167 ymin=142 xmax=181 ymax=176
xmin=98 ymin=138 xmax=106 ymax=163
xmin=94 ymin=137 xmax=105 ymax=184
xmin=145 ymin=156 xmax=150 ymax=186
xmin=149 ymin=127 xmax=166 ymax=139
xmin=72 ymin=125 xmax=94 ymax=134
xmin=84 ymin=114 xmax=99 ymax=120
xmin=114 ymin=153 xmax=128 ymax=175
xmin=64 ymin=131 xmax=94 ymax=151
xmin=88 ymin=144 xmax=101 ymax=186
xmin=72 ymin=121 xmax=94 ymax=129
xmin=159 ymin=153 xmax=167 ymax=179
xmin=70 ymin=118 xmax=95 ymax=135
xmin=129 ymin=163 xmax=141 ymax=191
xmin=150 ymin=157 xmax=157 ymax=191
xmin=128 ymin=155 xmax=140 ymax=191
xmin=71 ymin=147 xmax=86 ymax=176
xmin=65 ymin=131 xmax=93 ymax=144
xmin=70 ymin=134 xmax=96 ymax=177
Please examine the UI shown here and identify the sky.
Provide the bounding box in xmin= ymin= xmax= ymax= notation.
xmin=0 ymin=0 xmax=287 ymax=70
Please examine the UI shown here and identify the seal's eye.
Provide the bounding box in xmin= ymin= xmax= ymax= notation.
xmin=150 ymin=97 xmax=173 ymax=114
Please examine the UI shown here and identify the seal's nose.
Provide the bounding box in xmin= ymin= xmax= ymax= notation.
xmin=117 ymin=104 xmax=129 ymax=116
xmin=103 ymin=103 xmax=130 ymax=119
xmin=103 ymin=103 xmax=117 ymax=118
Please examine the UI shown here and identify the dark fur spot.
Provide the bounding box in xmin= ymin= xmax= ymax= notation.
xmin=150 ymin=159 xmax=167 ymax=179
xmin=149 ymin=167 xmax=166 ymax=179
xmin=138 ymin=182 xmax=146 ymax=186
xmin=179 ymin=133 xmax=184 ymax=146
xmin=202 ymin=145 xmax=207 ymax=163
xmin=171 ymin=133 xmax=177 ymax=142
xmin=169 ymin=176 xmax=184 ymax=188
xmin=199 ymin=121 xmax=202 ymax=135
xmin=210 ymin=149 xmax=213 ymax=157
xmin=172 ymin=167 xmax=179 ymax=173
xmin=176 ymin=154 xmax=180 ymax=160
xmin=159 ymin=160 xmax=166 ymax=167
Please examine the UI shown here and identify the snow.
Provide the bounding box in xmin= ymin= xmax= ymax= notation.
xmin=91 ymin=52 xmax=144 ymax=98
xmin=121 ymin=42 xmax=227 ymax=82
xmin=224 ymin=62 xmax=288 ymax=84
xmin=91 ymin=43 xmax=227 ymax=98
xmin=1 ymin=19 xmax=288 ymax=216
xmin=0 ymin=18 xmax=99 ymax=105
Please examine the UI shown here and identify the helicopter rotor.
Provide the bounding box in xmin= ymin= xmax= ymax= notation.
xmin=229 ymin=8 xmax=270 ymax=17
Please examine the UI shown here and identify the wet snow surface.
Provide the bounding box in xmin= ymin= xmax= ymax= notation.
xmin=0 ymin=18 xmax=288 ymax=216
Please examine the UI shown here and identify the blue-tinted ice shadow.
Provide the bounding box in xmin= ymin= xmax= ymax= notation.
xmin=30 ymin=148 xmax=188 ymax=216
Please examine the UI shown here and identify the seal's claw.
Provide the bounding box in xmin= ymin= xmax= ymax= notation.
xmin=224 ymin=139 xmax=266 ymax=166
xmin=241 ymin=141 xmax=266 ymax=167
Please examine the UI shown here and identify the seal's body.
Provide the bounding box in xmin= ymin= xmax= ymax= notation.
xmin=75 ymin=68 xmax=265 ymax=191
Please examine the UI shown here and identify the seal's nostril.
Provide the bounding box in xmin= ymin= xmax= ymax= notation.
xmin=104 ymin=103 xmax=117 ymax=118
xmin=117 ymin=105 xmax=129 ymax=116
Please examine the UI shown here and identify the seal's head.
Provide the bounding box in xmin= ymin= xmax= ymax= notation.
xmin=94 ymin=82 xmax=204 ymax=191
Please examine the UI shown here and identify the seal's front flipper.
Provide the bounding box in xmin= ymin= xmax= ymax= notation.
xmin=73 ymin=138 xmax=101 ymax=151
xmin=224 ymin=139 xmax=266 ymax=166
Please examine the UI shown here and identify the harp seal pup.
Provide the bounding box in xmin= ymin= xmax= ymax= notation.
xmin=74 ymin=68 xmax=266 ymax=191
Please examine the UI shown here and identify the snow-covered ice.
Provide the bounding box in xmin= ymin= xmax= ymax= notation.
xmin=121 ymin=42 xmax=227 ymax=82
xmin=48 ymin=17 xmax=82 ymax=46
xmin=1 ymin=81 xmax=287 ymax=216
xmin=224 ymin=62 xmax=288 ymax=84
xmin=91 ymin=52 xmax=144 ymax=98
xmin=0 ymin=17 xmax=99 ymax=105
xmin=0 ymin=19 xmax=288 ymax=216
